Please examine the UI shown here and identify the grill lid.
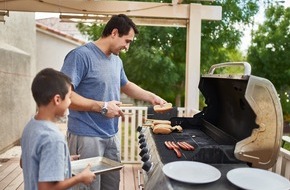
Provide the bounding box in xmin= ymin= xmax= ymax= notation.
xmin=199 ymin=62 xmax=283 ymax=169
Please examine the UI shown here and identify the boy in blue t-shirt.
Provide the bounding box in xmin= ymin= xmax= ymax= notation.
xmin=20 ymin=68 xmax=95 ymax=190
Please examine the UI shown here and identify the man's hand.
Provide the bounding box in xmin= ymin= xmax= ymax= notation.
xmin=105 ymin=101 xmax=124 ymax=118
xmin=151 ymin=95 xmax=167 ymax=106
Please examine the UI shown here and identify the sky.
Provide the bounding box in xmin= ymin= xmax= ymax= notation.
xmin=235 ymin=0 xmax=289 ymax=53
xmin=35 ymin=1 xmax=290 ymax=52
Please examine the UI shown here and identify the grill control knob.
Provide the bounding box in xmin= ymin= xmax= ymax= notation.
xmin=137 ymin=126 xmax=143 ymax=132
xmin=139 ymin=147 xmax=149 ymax=157
xmin=139 ymin=137 xmax=146 ymax=144
xmin=141 ymin=153 xmax=151 ymax=162
xmin=138 ymin=134 xmax=145 ymax=139
xmin=139 ymin=142 xmax=147 ymax=149
xmin=142 ymin=161 xmax=153 ymax=172
xmin=137 ymin=126 xmax=146 ymax=133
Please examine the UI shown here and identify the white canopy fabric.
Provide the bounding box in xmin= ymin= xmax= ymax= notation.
xmin=0 ymin=0 xmax=222 ymax=115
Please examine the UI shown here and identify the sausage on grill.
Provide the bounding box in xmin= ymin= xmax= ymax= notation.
xmin=182 ymin=141 xmax=195 ymax=150
xmin=177 ymin=142 xmax=189 ymax=150
xmin=173 ymin=147 xmax=182 ymax=158
xmin=164 ymin=141 xmax=173 ymax=150
xmin=170 ymin=141 xmax=180 ymax=149
xmin=164 ymin=141 xmax=182 ymax=158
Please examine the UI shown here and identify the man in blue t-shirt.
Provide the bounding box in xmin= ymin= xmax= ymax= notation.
xmin=61 ymin=14 xmax=167 ymax=190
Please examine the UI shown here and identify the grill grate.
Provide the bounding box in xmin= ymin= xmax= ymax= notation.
xmin=151 ymin=128 xmax=242 ymax=164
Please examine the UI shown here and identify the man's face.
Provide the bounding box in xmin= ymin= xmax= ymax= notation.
xmin=111 ymin=28 xmax=135 ymax=55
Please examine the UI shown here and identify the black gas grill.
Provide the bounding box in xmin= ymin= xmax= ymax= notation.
xmin=137 ymin=62 xmax=283 ymax=190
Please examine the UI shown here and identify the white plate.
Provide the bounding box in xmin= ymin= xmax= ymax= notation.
xmin=227 ymin=168 xmax=290 ymax=190
xmin=162 ymin=161 xmax=221 ymax=184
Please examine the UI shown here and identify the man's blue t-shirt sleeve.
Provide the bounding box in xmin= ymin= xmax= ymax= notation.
xmin=61 ymin=49 xmax=87 ymax=90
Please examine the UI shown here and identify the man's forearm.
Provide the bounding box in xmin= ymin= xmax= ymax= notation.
xmin=69 ymin=91 xmax=102 ymax=112
xmin=121 ymin=82 xmax=165 ymax=105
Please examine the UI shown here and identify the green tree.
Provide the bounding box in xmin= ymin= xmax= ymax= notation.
xmin=247 ymin=5 xmax=290 ymax=118
xmin=199 ymin=0 xmax=258 ymax=72
xmin=77 ymin=0 xmax=266 ymax=107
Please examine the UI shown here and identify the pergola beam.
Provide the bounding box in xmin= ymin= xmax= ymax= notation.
xmin=0 ymin=1 xmax=189 ymax=18
xmin=0 ymin=0 xmax=222 ymax=115
xmin=0 ymin=1 xmax=220 ymax=21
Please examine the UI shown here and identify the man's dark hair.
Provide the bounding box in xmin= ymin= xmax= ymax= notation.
xmin=102 ymin=14 xmax=139 ymax=37
xmin=31 ymin=68 xmax=72 ymax=106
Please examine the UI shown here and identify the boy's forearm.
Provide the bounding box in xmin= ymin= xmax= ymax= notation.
xmin=38 ymin=175 xmax=82 ymax=190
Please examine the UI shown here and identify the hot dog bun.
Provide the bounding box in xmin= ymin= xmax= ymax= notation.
xmin=153 ymin=124 xmax=172 ymax=130
xmin=153 ymin=103 xmax=173 ymax=112
xmin=172 ymin=125 xmax=183 ymax=132
xmin=153 ymin=126 xmax=172 ymax=134
xmin=152 ymin=120 xmax=171 ymax=125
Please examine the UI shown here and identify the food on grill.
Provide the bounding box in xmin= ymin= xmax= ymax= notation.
xmin=164 ymin=141 xmax=182 ymax=158
xmin=182 ymin=141 xmax=195 ymax=150
xmin=153 ymin=123 xmax=172 ymax=129
xmin=152 ymin=120 xmax=171 ymax=125
xmin=165 ymin=141 xmax=195 ymax=151
xmin=173 ymin=148 xmax=182 ymax=158
xmin=177 ymin=142 xmax=189 ymax=150
xmin=172 ymin=125 xmax=183 ymax=132
xmin=143 ymin=119 xmax=171 ymax=129
xmin=145 ymin=119 xmax=183 ymax=134
xmin=164 ymin=141 xmax=173 ymax=149
xmin=153 ymin=103 xmax=173 ymax=112
xmin=152 ymin=124 xmax=183 ymax=134
xmin=170 ymin=141 xmax=179 ymax=149
xmin=153 ymin=126 xmax=172 ymax=134
xmin=153 ymin=126 xmax=183 ymax=134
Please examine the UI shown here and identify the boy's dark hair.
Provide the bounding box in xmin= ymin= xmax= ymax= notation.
xmin=31 ymin=68 xmax=72 ymax=107
xmin=102 ymin=14 xmax=139 ymax=37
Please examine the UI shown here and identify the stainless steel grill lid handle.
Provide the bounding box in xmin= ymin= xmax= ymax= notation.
xmin=208 ymin=62 xmax=251 ymax=75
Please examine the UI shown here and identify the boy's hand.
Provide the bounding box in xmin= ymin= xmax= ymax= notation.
xmin=79 ymin=164 xmax=96 ymax=185
xmin=70 ymin=154 xmax=80 ymax=161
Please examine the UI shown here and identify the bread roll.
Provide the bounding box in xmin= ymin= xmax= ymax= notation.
xmin=153 ymin=103 xmax=173 ymax=112
xmin=152 ymin=120 xmax=171 ymax=125
xmin=153 ymin=126 xmax=172 ymax=134
xmin=153 ymin=124 xmax=172 ymax=129
xmin=172 ymin=125 xmax=183 ymax=132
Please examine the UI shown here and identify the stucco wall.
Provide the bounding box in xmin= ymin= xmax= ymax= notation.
xmin=0 ymin=12 xmax=36 ymax=153
xmin=36 ymin=28 xmax=83 ymax=72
